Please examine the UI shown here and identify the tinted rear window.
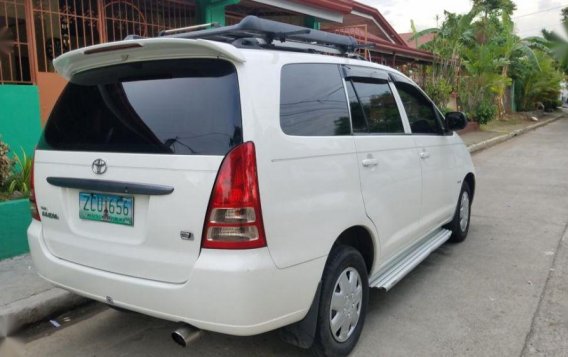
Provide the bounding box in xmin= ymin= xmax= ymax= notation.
xmin=280 ymin=64 xmax=350 ymax=136
xmin=349 ymin=80 xmax=404 ymax=134
xmin=39 ymin=59 xmax=242 ymax=155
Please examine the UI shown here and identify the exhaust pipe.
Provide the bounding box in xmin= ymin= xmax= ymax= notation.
xmin=171 ymin=324 xmax=202 ymax=347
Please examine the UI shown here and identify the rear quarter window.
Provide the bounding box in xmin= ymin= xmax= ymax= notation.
xmin=280 ymin=64 xmax=351 ymax=136
xmin=39 ymin=59 xmax=242 ymax=156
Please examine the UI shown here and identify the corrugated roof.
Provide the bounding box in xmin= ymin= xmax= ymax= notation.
xmin=399 ymin=32 xmax=435 ymax=49
xmin=328 ymin=26 xmax=433 ymax=61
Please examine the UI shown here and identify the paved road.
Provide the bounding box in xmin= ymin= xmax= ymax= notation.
xmin=14 ymin=118 xmax=568 ymax=357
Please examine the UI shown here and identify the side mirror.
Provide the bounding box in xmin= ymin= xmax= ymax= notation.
xmin=445 ymin=112 xmax=468 ymax=131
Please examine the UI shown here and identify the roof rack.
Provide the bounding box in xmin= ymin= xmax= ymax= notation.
xmin=159 ymin=15 xmax=360 ymax=55
xmin=159 ymin=22 xmax=220 ymax=36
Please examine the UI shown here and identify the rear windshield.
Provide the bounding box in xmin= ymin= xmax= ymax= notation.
xmin=38 ymin=59 xmax=242 ymax=156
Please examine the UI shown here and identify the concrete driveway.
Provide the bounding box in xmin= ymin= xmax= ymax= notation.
xmin=16 ymin=118 xmax=568 ymax=357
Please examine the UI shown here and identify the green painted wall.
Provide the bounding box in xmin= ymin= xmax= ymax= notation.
xmin=0 ymin=199 xmax=31 ymax=259
xmin=0 ymin=85 xmax=41 ymax=259
xmin=197 ymin=0 xmax=240 ymax=26
xmin=304 ymin=16 xmax=321 ymax=30
xmin=0 ymin=85 xmax=41 ymax=156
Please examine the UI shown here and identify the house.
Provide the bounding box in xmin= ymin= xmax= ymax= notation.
xmin=399 ymin=32 xmax=436 ymax=49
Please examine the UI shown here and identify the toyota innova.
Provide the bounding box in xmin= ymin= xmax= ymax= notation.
xmin=28 ymin=16 xmax=475 ymax=356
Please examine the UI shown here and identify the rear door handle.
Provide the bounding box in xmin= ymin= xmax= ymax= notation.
xmin=419 ymin=151 xmax=431 ymax=159
xmin=362 ymin=158 xmax=379 ymax=168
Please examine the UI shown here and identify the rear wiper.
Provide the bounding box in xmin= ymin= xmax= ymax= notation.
xmin=163 ymin=137 xmax=197 ymax=154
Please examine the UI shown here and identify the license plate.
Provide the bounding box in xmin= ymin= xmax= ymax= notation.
xmin=79 ymin=192 xmax=134 ymax=226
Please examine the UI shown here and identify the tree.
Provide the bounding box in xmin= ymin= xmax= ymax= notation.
xmin=412 ymin=9 xmax=478 ymax=82
xmin=537 ymin=7 xmax=568 ymax=73
xmin=412 ymin=0 xmax=547 ymax=122
xmin=410 ymin=8 xmax=479 ymax=108
xmin=511 ymin=50 xmax=564 ymax=111
xmin=473 ymin=0 xmax=516 ymax=18
xmin=490 ymin=16 xmax=539 ymax=116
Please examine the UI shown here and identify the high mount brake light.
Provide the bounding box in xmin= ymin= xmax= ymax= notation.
xmin=202 ymin=142 xmax=266 ymax=249
xmin=83 ymin=43 xmax=143 ymax=54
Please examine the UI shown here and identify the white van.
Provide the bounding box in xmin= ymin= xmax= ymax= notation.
xmin=28 ymin=16 xmax=475 ymax=356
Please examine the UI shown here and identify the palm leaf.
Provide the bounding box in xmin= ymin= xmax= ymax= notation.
xmin=541 ymin=29 xmax=565 ymax=44
xmin=514 ymin=42 xmax=541 ymax=70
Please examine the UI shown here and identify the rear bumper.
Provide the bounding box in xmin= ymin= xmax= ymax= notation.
xmin=27 ymin=220 xmax=325 ymax=336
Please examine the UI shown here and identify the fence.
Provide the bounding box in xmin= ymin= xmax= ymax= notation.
xmin=0 ymin=0 xmax=195 ymax=84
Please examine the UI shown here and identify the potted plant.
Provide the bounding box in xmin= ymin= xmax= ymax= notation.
xmin=0 ymin=139 xmax=33 ymax=260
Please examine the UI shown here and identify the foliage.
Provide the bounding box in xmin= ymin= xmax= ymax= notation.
xmin=439 ymin=106 xmax=453 ymax=116
xmin=0 ymin=145 xmax=33 ymax=201
xmin=511 ymin=50 xmax=564 ymax=111
xmin=535 ymin=8 xmax=568 ymax=74
xmin=412 ymin=1 xmax=559 ymax=124
xmin=424 ymin=78 xmax=453 ymax=109
xmin=465 ymin=15 xmax=539 ymax=118
xmin=473 ymin=101 xmax=498 ymax=125
xmin=5 ymin=149 xmax=33 ymax=197
xmin=412 ymin=8 xmax=478 ymax=92
xmin=0 ymin=139 xmax=12 ymax=188
xmin=473 ymin=0 xmax=516 ymax=17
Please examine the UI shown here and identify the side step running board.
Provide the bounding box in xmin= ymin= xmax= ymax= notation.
xmin=369 ymin=229 xmax=452 ymax=291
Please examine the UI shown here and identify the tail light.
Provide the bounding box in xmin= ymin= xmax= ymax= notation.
xmin=30 ymin=154 xmax=41 ymax=221
xmin=202 ymin=142 xmax=266 ymax=249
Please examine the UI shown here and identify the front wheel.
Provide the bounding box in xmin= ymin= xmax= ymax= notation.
xmin=312 ymin=246 xmax=369 ymax=357
xmin=446 ymin=182 xmax=472 ymax=243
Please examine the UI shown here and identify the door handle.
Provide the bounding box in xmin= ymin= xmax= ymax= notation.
xmin=419 ymin=151 xmax=431 ymax=159
xmin=362 ymin=158 xmax=379 ymax=167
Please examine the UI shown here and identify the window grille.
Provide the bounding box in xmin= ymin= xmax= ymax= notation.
xmin=0 ymin=0 xmax=32 ymax=83
xmin=33 ymin=0 xmax=194 ymax=72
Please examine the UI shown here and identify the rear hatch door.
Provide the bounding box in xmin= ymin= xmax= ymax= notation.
xmin=35 ymin=57 xmax=242 ymax=284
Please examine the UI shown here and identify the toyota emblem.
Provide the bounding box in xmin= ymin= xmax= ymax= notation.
xmin=92 ymin=159 xmax=107 ymax=175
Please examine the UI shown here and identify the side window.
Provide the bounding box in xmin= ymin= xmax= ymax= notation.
xmin=280 ymin=64 xmax=351 ymax=136
xmin=394 ymin=81 xmax=444 ymax=135
xmin=345 ymin=81 xmax=367 ymax=133
xmin=347 ymin=79 xmax=404 ymax=134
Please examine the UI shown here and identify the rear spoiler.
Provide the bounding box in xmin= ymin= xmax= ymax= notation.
xmin=53 ymin=38 xmax=246 ymax=80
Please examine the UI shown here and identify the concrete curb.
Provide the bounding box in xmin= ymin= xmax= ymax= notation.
xmin=468 ymin=113 xmax=565 ymax=154
xmin=1 ymin=287 xmax=89 ymax=337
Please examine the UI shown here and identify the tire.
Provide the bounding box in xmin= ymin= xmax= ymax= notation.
xmin=446 ymin=182 xmax=472 ymax=243
xmin=312 ymin=246 xmax=369 ymax=357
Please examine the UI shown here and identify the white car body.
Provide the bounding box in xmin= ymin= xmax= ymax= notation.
xmin=28 ymin=36 xmax=475 ymax=337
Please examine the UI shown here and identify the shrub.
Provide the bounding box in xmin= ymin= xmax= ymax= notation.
xmin=543 ymin=98 xmax=561 ymax=111
xmin=0 ymin=139 xmax=12 ymax=188
xmin=424 ymin=78 xmax=453 ymax=109
xmin=6 ymin=149 xmax=33 ymax=197
xmin=473 ymin=101 xmax=497 ymax=125
xmin=540 ymin=89 xmax=562 ymax=111
xmin=512 ymin=50 xmax=564 ymax=112
xmin=439 ymin=106 xmax=453 ymax=116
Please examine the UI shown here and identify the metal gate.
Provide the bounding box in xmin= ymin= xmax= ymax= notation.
xmin=0 ymin=0 xmax=32 ymax=83
xmin=0 ymin=0 xmax=195 ymax=83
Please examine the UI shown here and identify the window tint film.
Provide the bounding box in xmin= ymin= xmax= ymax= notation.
xmin=345 ymin=81 xmax=367 ymax=133
xmin=39 ymin=59 xmax=242 ymax=155
xmin=350 ymin=80 xmax=404 ymax=134
xmin=394 ymin=81 xmax=443 ymax=135
xmin=280 ymin=64 xmax=351 ymax=136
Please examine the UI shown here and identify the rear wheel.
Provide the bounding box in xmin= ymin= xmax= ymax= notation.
xmin=446 ymin=182 xmax=472 ymax=243
xmin=312 ymin=246 xmax=368 ymax=357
